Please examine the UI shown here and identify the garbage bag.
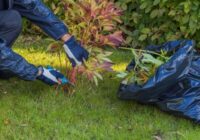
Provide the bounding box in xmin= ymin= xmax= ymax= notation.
xmin=117 ymin=40 xmax=200 ymax=123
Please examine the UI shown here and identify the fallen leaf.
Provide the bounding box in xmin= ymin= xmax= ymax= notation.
xmin=4 ymin=119 xmax=11 ymax=125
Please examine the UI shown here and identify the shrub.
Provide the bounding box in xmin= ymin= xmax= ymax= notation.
xmin=48 ymin=0 xmax=124 ymax=86
xmin=115 ymin=0 xmax=200 ymax=48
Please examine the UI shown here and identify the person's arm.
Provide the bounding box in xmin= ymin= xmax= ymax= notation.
xmin=0 ymin=38 xmax=38 ymax=81
xmin=0 ymin=38 xmax=69 ymax=85
xmin=13 ymin=0 xmax=70 ymax=41
xmin=13 ymin=0 xmax=89 ymax=67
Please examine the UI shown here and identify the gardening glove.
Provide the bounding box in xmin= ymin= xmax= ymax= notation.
xmin=37 ymin=66 xmax=69 ymax=86
xmin=63 ymin=36 xmax=89 ymax=67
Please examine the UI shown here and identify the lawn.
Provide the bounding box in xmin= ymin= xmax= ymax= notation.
xmin=0 ymin=38 xmax=199 ymax=140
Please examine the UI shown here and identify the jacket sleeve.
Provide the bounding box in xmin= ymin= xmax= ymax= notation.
xmin=0 ymin=39 xmax=38 ymax=81
xmin=13 ymin=0 xmax=68 ymax=40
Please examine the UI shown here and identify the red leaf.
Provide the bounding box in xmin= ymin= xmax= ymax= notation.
xmin=99 ymin=31 xmax=124 ymax=47
xmin=69 ymin=68 xmax=77 ymax=84
xmin=100 ymin=61 xmax=114 ymax=72
xmin=107 ymin=31 xmax=124 ymax=47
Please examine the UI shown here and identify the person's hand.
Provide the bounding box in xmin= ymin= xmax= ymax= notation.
xmin=63 ymin=36 xmax=89 ymax=67
xmin=37 ymin=66 xmax=69 ymax=86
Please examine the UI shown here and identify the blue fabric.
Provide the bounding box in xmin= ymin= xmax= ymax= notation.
xmin=0 ymin=0 xmax=13 ymax=10
xmin=64 ymin=36 xmax=89 ymax=67
xmin=13 ymin=0 xmax=68 ymax=40
xmin=0 ymin=0 xmax=5 ymax=10
xmin=146 ymin=40 xmax=191 ymax=52
xmin=0 ymin=10 xmax=22 ymax=47
xmin=0 ymin=0 xmax=69 ymax=81
xmin=37 ymin=66 xmax=69 ymax=86
xmin=0 ymin=38 xmax=38 ymax=80
xmin=118 ymin=40 xmax=200 ymax=123
xmin=5 ymin=0 xmax=14 ymax=9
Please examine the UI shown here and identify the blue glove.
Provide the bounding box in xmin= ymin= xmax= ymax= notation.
xmin=37 ymin=66 xmax=69 ymax=86
xmin=63 ymin=36 xmax=89 ymax=67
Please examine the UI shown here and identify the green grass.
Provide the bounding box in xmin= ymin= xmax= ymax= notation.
xmin=0 ymin=38 xmax=199 ymax=140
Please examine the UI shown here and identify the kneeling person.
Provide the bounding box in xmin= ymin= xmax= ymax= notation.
xmin=0 ymin=0 xmax=89 ymax=85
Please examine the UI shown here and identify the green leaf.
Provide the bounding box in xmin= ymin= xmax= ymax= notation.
xmin=153 ymin=0 xmax=160 ymax=6
xmin=93 ymin=76 xmax=98 ymax=86
xmin=183 ymin=2 xmax=191 ymax=14
xmin=116 ymin=72 xmax=128 ymax=78
xmin=142 ymin=53 xmax=163 ymax=66
xmin=168 ymin=10 xmax=176 ymax=16
xmin=139 ymin=34 xmax=147 ymax=41
xmin=181 ymin=15 xmax=190 ymax=24
xmin=140 ymin=2 xmax=148 ymax=10
xmin=101 ymin=57 xmax=113 ymax=63
xmin=141 ymin=28 xmax=151 ymax=34
xmin=151 ymin=33 xmax=160 ymax=41
xmin=150 ymin=9 xmax=159 ymax=18
xmin=121 ymin=3 xmax=128 ymax=10
xmin=94 ymin=72 xmax=103 ymax=80
xmin=126 ymin=36 xmax=133 ymax=44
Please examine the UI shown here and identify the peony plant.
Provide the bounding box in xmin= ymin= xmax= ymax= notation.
xmin=48 ymin=0 xmax=124 ymax=86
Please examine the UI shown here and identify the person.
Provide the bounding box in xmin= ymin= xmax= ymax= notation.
xmin=0 ymin=0 xmax=89 ymax=86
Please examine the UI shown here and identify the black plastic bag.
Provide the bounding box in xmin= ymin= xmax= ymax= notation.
xmin=118 ymin=40 xmax=200 ymax=123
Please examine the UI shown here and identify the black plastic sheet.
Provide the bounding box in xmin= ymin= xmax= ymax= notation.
xmin=118 ymin=40 xmax=200 ymax=123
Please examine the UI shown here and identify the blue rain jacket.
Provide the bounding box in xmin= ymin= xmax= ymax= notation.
xmin=0 ymin=0 xmax=68 ymax=80
xmin=13 ymin=0 xmax=68 ymax=40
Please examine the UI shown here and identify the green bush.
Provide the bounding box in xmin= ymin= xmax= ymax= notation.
xmin=115 ymin=0 xmax=200 ymax=47
xmin=23 ymin=0 xmax=200 ymax=48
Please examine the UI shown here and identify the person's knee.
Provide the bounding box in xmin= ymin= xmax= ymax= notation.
xmin=4 ymin=10 xmax=22 ymax=33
